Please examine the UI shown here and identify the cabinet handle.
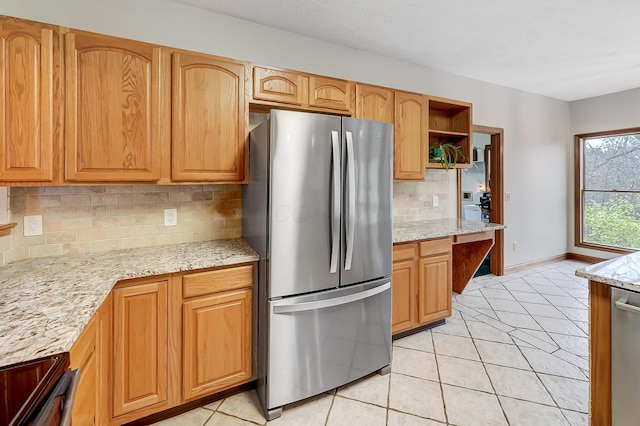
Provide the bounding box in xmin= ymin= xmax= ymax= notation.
xmin=345 ymin=131 xmax=356 ymax=271
xmin=330 ymin=131 xmax=341 ymax=274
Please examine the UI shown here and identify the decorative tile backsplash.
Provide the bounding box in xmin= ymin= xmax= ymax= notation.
xmin=2 ymin=185 xmax=242 ymax=266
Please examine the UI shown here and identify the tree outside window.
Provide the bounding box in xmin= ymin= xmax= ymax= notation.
xmin=575 ymin=128 xmax=640 ymax=253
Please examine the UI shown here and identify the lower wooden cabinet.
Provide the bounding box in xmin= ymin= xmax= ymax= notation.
xmin=392 ymin=239 xmax=452 ymax=335
xmin=81 ymin=262 xmax=255 ymax=425
xmin=112 ymin=280 xmax=168 ymax=418
xmin=417 ymin=253 xmax=452 ymax=324
xmin=183 ymin=288 xmax=252 ymax=400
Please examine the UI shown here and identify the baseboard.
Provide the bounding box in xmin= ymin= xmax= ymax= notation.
xmin=503 ymin=254 xmax=568 ymax=274
xmin=566 ymin=252 xmax=607 ymax=264
xmin=504 ymin=252 xmax=606 ymax=274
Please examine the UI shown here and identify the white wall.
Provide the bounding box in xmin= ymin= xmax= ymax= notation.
xmin=0 ymin=0 xmax=571 ymax=268
xmin=569 ymin=87 xmax=640 ymax=260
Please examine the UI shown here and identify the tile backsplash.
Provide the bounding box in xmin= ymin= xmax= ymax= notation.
xmin=0 ymin=170 xmax=453 ymax=265
xmin=393 ymin=169 xmax=455 ymax=223
xmin=2 ymin=185 xmax=241 ymax=266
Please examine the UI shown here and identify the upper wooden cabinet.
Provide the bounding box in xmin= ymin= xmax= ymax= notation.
xmin=64 ymin=31 xmax=165 ymax=182
xmin=394 ymin=91 xmax=427 ymax=181
xmin=426 ymin=96 xmax=473 ymax=169
xmin=308 ymin=76 xmax=352 ymax=112
xmin=252 ymin=65 xmax=354 ymax=114
xmin=355 ymin=84 xmax=394 ymax=123
xmin=171 ymin=52 xmax=247 ymax=182
xmin=253 ymin=66 xmax=304 ymax=106
xmin=0 ymin=19 xmax=60 ymax=182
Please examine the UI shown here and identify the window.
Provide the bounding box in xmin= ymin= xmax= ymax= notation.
xmin=575 ymin=128 xmax=640 ymax=253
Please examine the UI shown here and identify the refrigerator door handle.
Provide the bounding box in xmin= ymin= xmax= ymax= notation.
xmin=273 ymin=282 xmax=390 ymax=314
xmin=345 ymin=131 xmax=356 ymax=270
xmin=330 ymin=130 xmax=341 ymax=274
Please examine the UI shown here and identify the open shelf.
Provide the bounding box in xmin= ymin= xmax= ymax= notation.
xmin=426 ymin=97 xmax=472 ymax=169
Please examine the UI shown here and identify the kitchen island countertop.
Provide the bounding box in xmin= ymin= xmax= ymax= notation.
xmin=393 ymin=218 xmax=506 ymax=244
xmin=0 ymin=238 xmax=258 ymax=367
xmin=576 ymin=251 xmax=640 ymax=293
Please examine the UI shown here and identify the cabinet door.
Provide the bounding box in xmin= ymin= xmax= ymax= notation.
xmin=253 ymin=66 xmax=303 ymax=106
xmin=417 ymin=253 xmax=452 ymax=324
xmin=309 ymin=76 xmax=353 ymax=112
xmin=172 ymin=52 xmax=247 ymax=182
xmin=0 ymin=20 xmax=57 ymax=182
xmin=183 ymin=288 xmax=252 ymax=400
xmin=69 ymin=316 xmax=97 ymax=425
xmin=112 ymin=281 xmax=168 ymax=417
xmin=65 ymin=31 xmax=164 ymax=182
xmin=356 ymin=84 xmax=394 ymax=123
xmin=392 ymin=259 xmax=416 ymax=334
xmin=394 ymin=91 xmax=426 ymax=181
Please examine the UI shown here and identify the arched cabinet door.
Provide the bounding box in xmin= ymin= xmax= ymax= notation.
xmin=65 ymin=31 xmax=165 ymax=182
xmin=172 ymin=52 xmax=247 ymax=182
xmin=395 ymin=91 xmax=427 ymax=181
xmin=0 ymin=19 xmax=59 ymax=182
xmin=309 ymin=75 xmax=353 ymax=112
xmin=356 ymin=84 xmax=394 ymax=123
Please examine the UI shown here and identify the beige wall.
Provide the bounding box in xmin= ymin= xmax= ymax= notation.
xmin=1 ymin=185 xmax=241 ymax=265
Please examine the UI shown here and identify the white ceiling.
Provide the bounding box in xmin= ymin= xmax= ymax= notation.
xmin=172 ymin=0 xmax=640 ymax=102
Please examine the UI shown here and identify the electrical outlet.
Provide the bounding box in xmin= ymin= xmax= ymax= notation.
xmin=505 ymin=192 xmax=511 ymax=202
xmin=164 ymin=209 xmax=177 ymax=227
xmin=513 ymin=242 xmax=518 ymax=252
xmin=432 ymin=195 xmax=439 ymax=207
xmin=24 ymin=215 xmax=43 ymax=236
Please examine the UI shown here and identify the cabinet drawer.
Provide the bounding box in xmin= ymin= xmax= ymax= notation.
xmin=419 ymin=238 xmax=452 ymax=257
xmin=393 ymin=243 xmax=417 ymax=262
xmin=183 ymin=264 xmax=254 ymax=298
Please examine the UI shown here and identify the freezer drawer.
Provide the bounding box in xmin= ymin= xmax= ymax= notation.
xmin=266 ymin=280 xmax=391 ymax=410
xmin=611 ymin=287 xmax=640 ymax=426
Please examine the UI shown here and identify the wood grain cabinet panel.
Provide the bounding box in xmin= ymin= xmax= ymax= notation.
xmin=252 ymin=66 xmax=303 ymax=106
xmin=394 ymin=91 xmax=426 ymax=181
xmin=308 ymin=76 xmax=353 ymax=112
xmin=0 ymin=19 xmax=58 ymax=182
xmin=65 ymin=31 xmax=164 ymax=182
xmin=355 ymin=84 xmax=394 ymax=123
xmin=182 ymin=288 xmax=252 ymax=400
xmin=172 ymin=52 xmax=247 ymax=182
xmin=69 ymin=316 xmax=97 ymax=425
xmin=417 ymin=253 xmax=452 ymax=324
xmin=112 ymin=281 xmax=168 ymax=417
xmin=392 ymin=258 xmax=416 ymax=334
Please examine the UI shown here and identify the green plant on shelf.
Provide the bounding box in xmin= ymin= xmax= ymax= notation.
xmin=431 ymin=140 xmax=466 ymax=170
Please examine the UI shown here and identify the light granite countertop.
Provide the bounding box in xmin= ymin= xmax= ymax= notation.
xmin=576 ymin=252 xmax=640 ymax=293
xmin=0 ymin=239 xmax=258 ymax=367
xmin=393 ymin=218 xmax=506 ymax=243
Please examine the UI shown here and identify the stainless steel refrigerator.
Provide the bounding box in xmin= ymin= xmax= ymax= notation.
xmin=243 ymin=109 xmax=393 ymax=420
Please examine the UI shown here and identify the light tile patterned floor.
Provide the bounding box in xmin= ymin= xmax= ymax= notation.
xmin=153 ymin=259 xmax=590 ymax=426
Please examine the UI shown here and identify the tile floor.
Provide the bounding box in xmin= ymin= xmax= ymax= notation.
xmin=153 ymin=259 xmax=590 ymax=426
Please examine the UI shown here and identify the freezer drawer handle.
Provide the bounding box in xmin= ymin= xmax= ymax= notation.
xmin=615 ymin=296 xmax=640 ymax=314
xmin=330 ymin=130 xmax=341 ymax=274
xmin=273 ymin=282 xmax=390 ymax=314
xmin=345 ymin=131 xmax=356 ymax=271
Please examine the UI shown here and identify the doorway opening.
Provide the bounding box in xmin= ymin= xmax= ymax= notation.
xmin=457 ymin=125 xmax=504 ymax=276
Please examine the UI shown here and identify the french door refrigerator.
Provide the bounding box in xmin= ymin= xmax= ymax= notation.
xmin=243 ymin=109 xmax=393 ymax=420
